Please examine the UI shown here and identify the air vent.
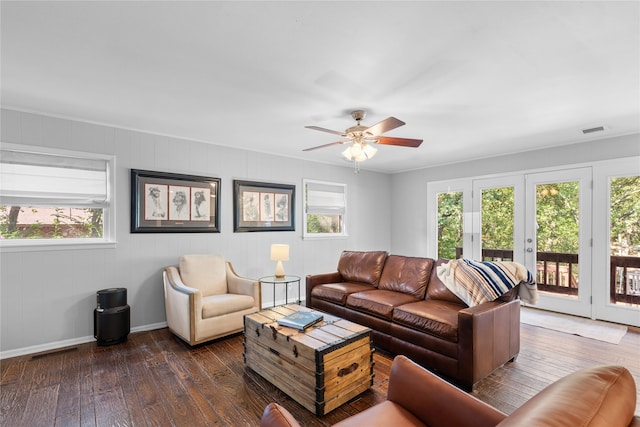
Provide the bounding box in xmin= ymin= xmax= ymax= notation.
xmin=582 ymin=126 xmax=605 ymax=134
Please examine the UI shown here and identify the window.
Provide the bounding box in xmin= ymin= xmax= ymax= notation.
xmin=609 ymin=175 xmax=640 ymax=305
xmin=303 ymin=179 xmax=347 ymax=238
xmin=427 ymin=179 xmax=471 ymax=260
xmin=437 ymin=191 xmax=463 ymax=259
xmin=0 ymin=144 xmax=115 ymax=248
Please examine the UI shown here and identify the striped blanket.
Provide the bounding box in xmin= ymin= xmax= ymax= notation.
xmin=436 ymin=259 xmax=538 ymax=307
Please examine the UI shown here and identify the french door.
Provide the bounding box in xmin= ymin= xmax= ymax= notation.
xmin=592 ymin=158 xmax=640 ymax=326
xmin=432 ymin=162 xmax=639 ymax=325
xmin=522 ymin=168 xmax=592 ymax=317
xmin=470 ymin=168 xmax=592 ymax=317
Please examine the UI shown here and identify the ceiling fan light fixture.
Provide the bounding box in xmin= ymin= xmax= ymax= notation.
xmin=304 ymin=110 xmax=421 ymax=173
xmin=342 ymin=142 xmax=378 ymax=173
xmin=363 ymin=143 xmax=377 ymax=159
xmin=341 ymin=146 xmax=354 ymax=161
xmin=341 ymin=142 xmax=377 ymax=162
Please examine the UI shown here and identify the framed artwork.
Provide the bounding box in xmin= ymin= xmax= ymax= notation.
xmin=233 ymin=180 xmax=295 ymax=232
xmin=131 ymin=169 xmax=220 ymax=233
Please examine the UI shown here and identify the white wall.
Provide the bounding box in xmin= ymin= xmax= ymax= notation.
xmin=0 ymin=108 xmax=392 ymax=357
xmin=389 ymin=133 xmax=640 ymax=257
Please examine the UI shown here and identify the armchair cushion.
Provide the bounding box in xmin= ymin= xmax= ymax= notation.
xmin=202 ymin=294 xmax=256 ymax=319
xmin=179 ymin=254 xmax=227 ymax=296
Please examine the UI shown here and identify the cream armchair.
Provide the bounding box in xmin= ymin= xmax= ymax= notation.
xmin=163 ymin=254 xmax=261 ymax=345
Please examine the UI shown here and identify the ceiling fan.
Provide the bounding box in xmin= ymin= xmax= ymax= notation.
xmin=303 ymin=110 xmax=423 ymax=173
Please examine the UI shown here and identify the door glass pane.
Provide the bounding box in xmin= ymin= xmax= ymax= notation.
xmin=481 ymin=187 xmax=514 ymax=261
xmin=610 ymin=176 xmax=640 ymax=306
xmin=437 ymin=191 xmax=463 ymax=259
xmin=535 ymin=182 xmax=580 ymax=297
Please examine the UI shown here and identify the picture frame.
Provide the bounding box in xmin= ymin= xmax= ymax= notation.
xmin=131 ymin=169 xmax=221 ymax=233
xmin=233 ymin=180 xmax=295 ymax=232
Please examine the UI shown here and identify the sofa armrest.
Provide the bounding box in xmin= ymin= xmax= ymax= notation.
xmin=163 ymin=266 xmax=202 ymax=341
xmin=260 ymin=403 xmax=301 ymax=427
xmin=226 ymin=262 xmax=261 ymax=308
xmin=497 ymin=365 xmax=638 ymax=427
xmin=387 ymin=355 xmax=506 ymax=427
xmin=305 ymin=271 xmax=342 ymax=305
xmin=458 ymin=299 xmax=521 ymax=389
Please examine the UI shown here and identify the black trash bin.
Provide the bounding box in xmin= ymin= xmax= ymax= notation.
xmin=94 ymin=288 xmax=130 ymax=346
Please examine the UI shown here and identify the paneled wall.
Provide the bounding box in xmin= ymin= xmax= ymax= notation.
xmin=0 ymin=108 xmax=392 ymax=357
xmin=4 ymin=106 xmax=637 ymax=357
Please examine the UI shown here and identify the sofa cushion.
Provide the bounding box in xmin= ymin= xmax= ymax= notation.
xmin=378 ymin=255 xmax=434 ymax=299
xmin=346 ymin=290 xmax=420 ymax=320
xmin=392 ymin=299 xmax=464 ymax=342
xmin=425 ymin=258 xmax=466 ymax=305
xmin=179 ymin=254 xmax=227 ymax=296
xmin=496 ymin=365 xmax=637 ymax=427
xmin=337 ymin=251 xmax=388 ymax=286
xmin=311 ymin=282 xmax=375 ymax=305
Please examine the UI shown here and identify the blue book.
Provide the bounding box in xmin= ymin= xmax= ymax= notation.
xmin=277 ymin=311 xmax=324 ymax=331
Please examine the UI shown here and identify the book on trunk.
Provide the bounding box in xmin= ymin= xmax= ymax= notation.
xmin=277 ymin=311 xmax=324 ymax=331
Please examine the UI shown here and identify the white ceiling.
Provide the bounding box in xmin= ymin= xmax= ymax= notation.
xmin=2 ymin=1 xmax=639 ymax=173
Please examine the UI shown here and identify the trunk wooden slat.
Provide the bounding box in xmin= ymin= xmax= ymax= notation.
xmin=243 ymin=304 xmax=374 ymax=416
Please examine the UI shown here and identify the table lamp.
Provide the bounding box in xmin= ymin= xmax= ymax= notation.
xmin=270 ymin=244 xmax=289 ymax=278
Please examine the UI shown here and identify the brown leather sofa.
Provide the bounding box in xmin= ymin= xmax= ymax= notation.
xmin=306 ymin=250 xmax=521 ymax=390
xmin=260 ymin=355 xmax=640 ymax=427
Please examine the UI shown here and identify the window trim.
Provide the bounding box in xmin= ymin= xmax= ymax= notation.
xmin=303 ymin=178 xmax=348 ymax=239
xmin=0 ymin=143 xmax=116 ymax=250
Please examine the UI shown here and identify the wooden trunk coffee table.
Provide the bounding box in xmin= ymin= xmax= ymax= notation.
xmin=243 ymin=304 xmax=374 ymax=416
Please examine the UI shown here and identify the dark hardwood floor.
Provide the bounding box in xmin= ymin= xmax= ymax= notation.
xmin=2 ymin=323 xmax=639 ymax=426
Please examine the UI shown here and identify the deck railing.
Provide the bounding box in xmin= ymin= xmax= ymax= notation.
xmin=454 ymin=248 xmax=639 ymax=304
xmin=610 ymin=255 xmax=640 ymax=305
xmin=534 ymin=251 xmax=579 ymax=296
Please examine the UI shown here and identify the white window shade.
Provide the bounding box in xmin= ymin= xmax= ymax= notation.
xmin=306 ymin=182 xmax=345 ymax=214
xmin=0 ymin=148 xmax=109 ymax=207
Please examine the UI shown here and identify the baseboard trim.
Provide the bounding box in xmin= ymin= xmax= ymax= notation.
xmin=0 ymin=322 xmax=168 ymax=360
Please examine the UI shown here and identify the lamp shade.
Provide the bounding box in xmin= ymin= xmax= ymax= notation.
xmin=270 ymin=244 xmax=289 ymax=278
xmin=270 ymin=244 xmax=289 ymax=261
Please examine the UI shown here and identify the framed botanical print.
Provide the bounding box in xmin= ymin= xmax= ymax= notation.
xmin=233 ymin=180 xmax=295 ymax=232
xmin=131 ymin=169 xmax=220 ymax=233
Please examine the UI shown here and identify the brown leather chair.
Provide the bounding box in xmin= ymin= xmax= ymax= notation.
xmin=260 ymin=355 xmax=640 ymax=427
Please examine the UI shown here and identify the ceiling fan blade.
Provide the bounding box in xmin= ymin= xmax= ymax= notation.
xmin=302 ymin=141 xmax=346 ymax=151
xmin=365 ymin=117 xmax=405 ymax=136
xmin=376 ymin=136 xmax=423 ymax=148
xmin=304 ymin=125 xmax=346 ymax=136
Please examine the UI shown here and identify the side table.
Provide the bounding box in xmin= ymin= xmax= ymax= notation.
xmin=259 ymin=275 xmax=302 ymax=307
